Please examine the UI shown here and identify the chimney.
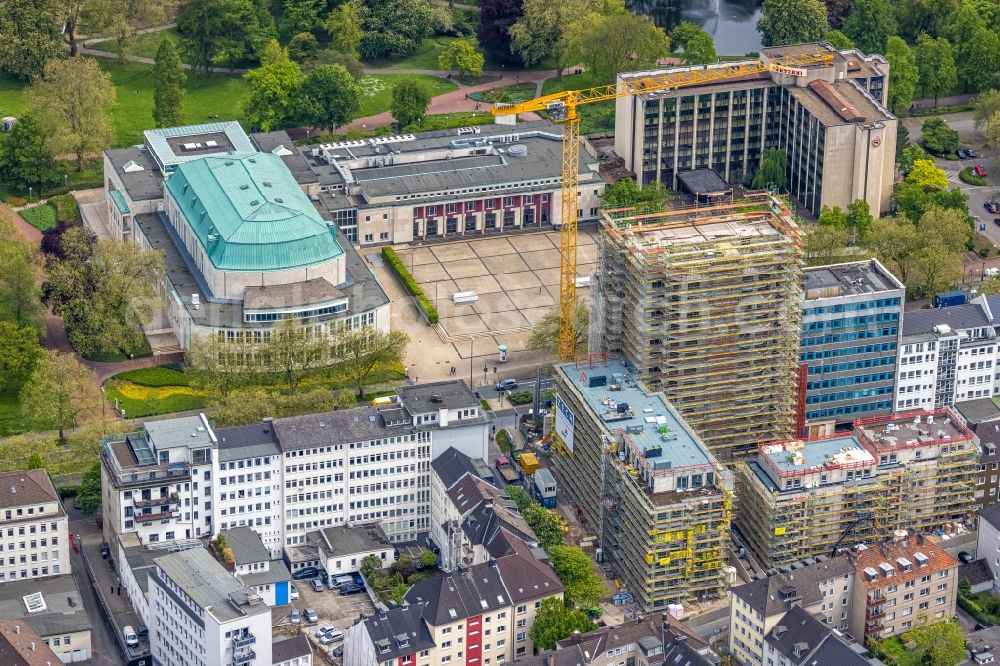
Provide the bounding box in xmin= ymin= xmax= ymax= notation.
xmin=29 ymin=641 xmax=35 ymax=651
xmin=547 ymin=654 xmax=555 ymax=666
xmin=14 ymin=625 xmax=19 ymax=635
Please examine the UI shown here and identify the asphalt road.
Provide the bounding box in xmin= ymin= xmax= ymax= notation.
xmin=477 ymin=375 xmax=554 ymax=401
xmin=68 ymin=515 xmax=121 ymax=666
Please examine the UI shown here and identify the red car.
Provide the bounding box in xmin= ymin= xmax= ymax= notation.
xmin=975 ymin=164 xmax=988 ymax=177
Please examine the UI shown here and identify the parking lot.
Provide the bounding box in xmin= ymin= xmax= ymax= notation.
xmin=391 ymin=229 xmax=599 ymax=351
xmin=273 ymin=577 xmax=375 ymax=657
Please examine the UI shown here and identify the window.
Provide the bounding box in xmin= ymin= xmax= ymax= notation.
xmin=364 ymin=233 xmax=374 ymax=242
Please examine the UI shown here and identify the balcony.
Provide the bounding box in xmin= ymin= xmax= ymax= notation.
xmin=232 ymin=634 xmax=257 ymax=650
xmin=231 ymin=651 xmax=256 ymax=666
xmin=866 ymin=606 xmax=885 ymax=619
xmin=133 ymin=495 xmax=180 ymax=510
xmin=136 ymin=510 xmax=179 ymax=524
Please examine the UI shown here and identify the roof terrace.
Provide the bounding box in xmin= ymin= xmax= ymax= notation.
xmin=759 ymin=435 xmax=875 ymax=480
xmin=854 ymin=408 xmax=974 ymax=453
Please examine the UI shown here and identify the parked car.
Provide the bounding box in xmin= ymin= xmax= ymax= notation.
xmin=496 ymin=378 xmax=518 ymax=391
xmin=959 ymin=551 xmax=975 ymax=564
xmin=289 ymin=609 xmax=301 ymax=625
xmin=292 ymin=566 xmax=320 ymax=580
xmin=968 ymin=148 xmax=979 ymax=158
xmin=975 ymin=164 xmax=988 ymax=177
xmin=137 ymin=625 xmax=148 ymax=640
xmin=304 ymin=608 xmax=318 ymax=624
xmin=122 ymin=626 xmax=139 ymax=648
xmin=957 ymin=148 xmax=969 ymax=159
xmin=339 ymin=584 xmax=365 ymax=596
xmin=289 ymin=584 xmax=299 ymax=600
xmin=321 ymin=629 xmax=345 ymax=645
xmin=316 ymin=625 xmax=335 ymax=638
xmin=310 ymin=578 xmax=326 ymax=593
xmin=333 ymin=646 xmax=344 ymax=658
xmin=986 ymin=201 xmax=999 ymax=214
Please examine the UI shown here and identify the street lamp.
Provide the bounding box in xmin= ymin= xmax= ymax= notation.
xmin=64 ymin=174 xmax=67 ymax=190
xmin=469 ymin=337 xmax=475 ymax=388
xmin=28 ymin=186 xmax=32 ymax=201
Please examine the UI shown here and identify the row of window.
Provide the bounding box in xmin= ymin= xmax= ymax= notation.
xmin=801 ymin=328 xmax=897 ymax=346
xmin=802 ymin=298 xmax=902 ymax=316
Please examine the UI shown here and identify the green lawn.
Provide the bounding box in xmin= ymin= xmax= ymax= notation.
xmin=0 ymin=388 xmax=27 ymax=437
xmin=356 ymin=74 xmax=458 ymax=117
xmin=0 ymin=73 xmax=28 ymax=118
xmin=19 ymin=204 xmax=57 ymax=231
xmin=103 ymin=365 xmax=205 ymax=418
xmin=471 ymin=83 xmax=537 ymax=103
xmin=89 ymin=28 xmax=185 ymax=63
xmin=365 ymin=37 xmax=472 ymax=70
xmin=404 ymin=111 xmax=492 ymax=132
xmin=541 ymin=71 xmax=615 ymax=135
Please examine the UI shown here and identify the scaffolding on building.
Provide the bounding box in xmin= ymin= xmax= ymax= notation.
xmin=597 ymin=192 xmax=803 ymax=460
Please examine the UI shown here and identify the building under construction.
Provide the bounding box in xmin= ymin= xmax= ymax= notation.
xmin=736 ymin=408 xmax=978 ymax=569
xmin=596 ymin=193 xmax=803 ymax=460
xmin=549 ymin=357 xmax=733 ymax=612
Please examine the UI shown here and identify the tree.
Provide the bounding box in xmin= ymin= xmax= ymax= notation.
xmin=529 ymin=597 xmax=596 ymax=650
xmin=847 ymin=199 xmax=875 ymax=237
xmin=894 ymin=0 xmax=959 ymax=40
xmin=988 ymin=112 xmax=1000 ymax=149
xmin=325 ymin=1 xmax=363 ymax=58
xmin=960 ymin=27 xmax=1000 ymax=93
xmin=391 ymin=79 xmax=433 ymax=129
xmin=438 ymin=40 xmax=485 ymax=78
xmin=338 ymin=327 xmax=409 ymax=398
xmin=919 ymin=118 xmax=959 ymax=156
xmin=842 ymin=0 xmax=896 ymax=54
xmin=277 ymin=0 xmax=326 ymax=43
xmin=907 ymin=157 xmax=949 ymax=190
xmin=0 ymin=211 xmax=43 ymax=329
xmin=899 ymin=143 xmax=927 ymax=174
xmin=0 ymin=0 xmax=64 ymax=81
xmin=521 ymin=503 xmax=564 ymax=549
xmin=153 ymin=39 xmax=187 ymax=128
xmin=287 ymin=32 xmax=320 ymax=64
xmin=0 ymin=115 xmax=58 ymax=193
xmin=28 ymin=58 xmax=116 ymax=172
xmin=915 ymin=34 xmax=957 ymax=106
xmin=19 ymin=351 xmax=101 ymax=441
xmin=602 ymin=178 xmax=671 ymax=211
xmin=579 ymin=12 xmax=669 ymax=83
xmin=313 ymin=50 xmax=365 ymax=79
xmin=885 ymin=37 xmax=918 ymax=113
xmin=478 ymin=0 xmax=524 ymax=66
xmin=43 ymin=235 xmax=164 ymax=359
xmin=298 ymin=65 xmax=362 ymax=131
xmin=75 ymin=462 xmax=102 ymax=514
xmin=757 ymin=0 xmax=828 ymax=46
xmin=509 ymin=0 xmax=601 ymax=75
xmin=527 ymin=302 xmax=589 ymax=355
xmin=357 ymin=0 xmax=433 ymax=60
xmin=548 ymin=545 xmax=607 ymax=607
xmin=818 ymin=205 xmax=849 ymax=229
xmin=670 ymin=21 xmax=717 ymax=65
xmin=892 ymin=619 xmax=965 ymax=666
xmin=862 ymin=216 xmax=922 ymax=285
xmin=824 ymin=30 xmax=855 ymax=49
xmin=0 ymin=322 xmax=42 ymax=392
xmin=418 ymin=550 xmax=438 ymax=569
xmin=803 ymin=224 xmax=857 ymax=266
xmin=178 ymin=0 xmax=276 ymax=73
xmin=187 ymin=333 xmax=262 ymax=397
xmin=361 ymin=554 xmax=383 ymax=579
xmin=974 ymin=89 xmax=1000 ymax=130
xmin=102 ymin=0 xmax=178 ymax=62
xmin=243 ymin=42 xmax=304 ymax=131
xmin=752 ymin=148 xmax=788 ymax=190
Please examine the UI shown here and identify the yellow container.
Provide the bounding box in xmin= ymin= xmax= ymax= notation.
xmin=518 ymin=452 xmax=540 ymax=475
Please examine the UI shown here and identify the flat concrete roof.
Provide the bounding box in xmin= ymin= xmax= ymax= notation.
xmin=803 ymin=259 xmax=904 ymax=299
xmin=144 ymin=414 xmax=215 ymax=449
xmin=856 ymin=410 xmax=974 ymax=452
xmin=761 ymin=436 xmax=873 ymax=475
xmin=154 ymin=548 xmax=268 ymax=624
xmin=556 ymin=358 xmax=714 ymax=470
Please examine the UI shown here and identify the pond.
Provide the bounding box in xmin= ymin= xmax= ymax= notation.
xmin=628 ymin=0 xmax=763 ymax=56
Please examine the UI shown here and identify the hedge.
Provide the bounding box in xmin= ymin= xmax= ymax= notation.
xmin=960 ymin=167 xmax=988 ymax=186
xmin=382 ymin=246 xmax=440 ymax=324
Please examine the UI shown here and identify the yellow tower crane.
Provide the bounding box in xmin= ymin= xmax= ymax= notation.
xmin=490 ymin=50 xmax=835 ymax=361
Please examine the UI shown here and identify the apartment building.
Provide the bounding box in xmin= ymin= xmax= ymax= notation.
xmin=0 ymin=574 xmax=93 ymax=663
xmin=0 ymin=470 xmax=69 ymax=583
xmin=221 ymin=527 xmax=292 ymax=607
xmin=430 ymin=450 xmax=537 ymax=572
xmin=344 ymin=547 xmax=563 ymax=666
xmin=615 ymin=42 xmax=895 ymax=216
xmin=252 ymin=120 xmax=605 ymax=247
xmin=800 ymin=260 xmax=905 ymax=436
xmin=954 ymin=399 xmax=1000 ymax=510
xmin=148 ymin=547 xmax=272 ymax=666
xmin=737 ymin=409 xmax=978 ymax=568
xmin=102 ymin=121 xmax=389 ymax=353
xmin=0 ymin=619 xmax=64 ymax=666
xmin=763 ymin=606 xmax=873 ymax=666
xmin=596 ymin=193 xmax=802 ymax=459
xmin=850 ymin=534 xmax=958 ymax=642
xmin=518 ymin=615 xmax=719 ymax=666
xmin=976 ymin=504 xmax=1000 ymax=592
xmin=213 ymin=423 xmax=283 ymax=558
xmin=549 ymin=357 xmax=732 ymax=612
xmin=728 ymin=555 xmax=854 ymax=665
xmin=101 ymin=414 xmax=217 ymax=547
xmin=895 ymin=295 xmax=1000 ymax=411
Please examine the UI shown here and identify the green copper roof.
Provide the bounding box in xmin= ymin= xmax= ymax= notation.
xmin=164 ymin=154 xmax=343 ymax=272
xmin=109 ymin=190 xmax=130 ymax=214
